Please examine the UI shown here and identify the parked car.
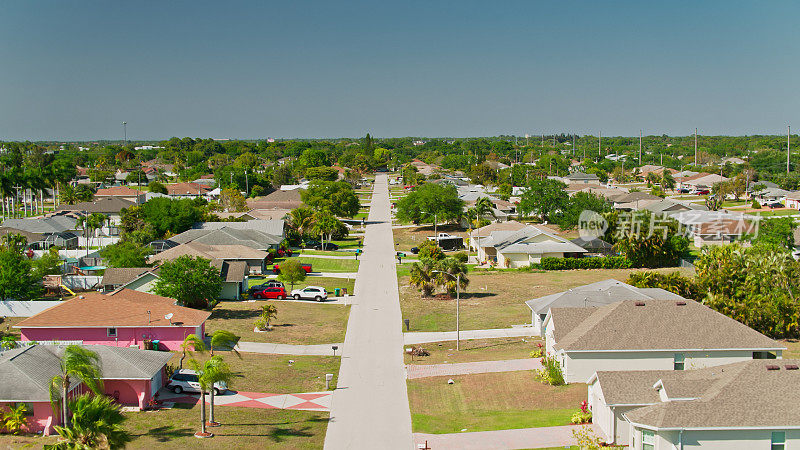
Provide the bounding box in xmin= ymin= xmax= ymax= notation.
xmin=677 ymin=188 xmax=691 ymax=194
xmin=768 ymin=202 xmax=785 ymax=209
xmin=694 ymin=189 xmax=710 ymax=195
xmin=273 ymin=263 xmax=313 ymax=274
xmin=167 ymin=369 xmax=227 ymax=395
xmin=264 ymin=280 xmax=284 ymax=288
xmin=290 ymin=286 xmax=328 ymax=301
xmin=410 ymin=247 xmax=420 ymax=254
xmin=252 ymin=287 xmax=288 ymax=299
xmin=247 ymin=284 xmax=269 ymax=297
xmin=303 ymin=240 xmax=321 ymax=249
xmin=313 ymin=242 xmax=339 ymax=251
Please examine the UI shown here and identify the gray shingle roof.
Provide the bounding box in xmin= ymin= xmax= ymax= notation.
xmin=57 ymin=197 xmax=135 ymax=214
xmin=615 ymin=360 xmax=800 ymax=429
xmin=101 ymin=268 xmax=156 ymax=287
xmin=552 ymin=299 xmax=782 ymax=352
xmin=0 ymin=345 xmax=172 ymax=402
xmin=196 ymin=220 xmax=285 ymax=238
xmin=0 ymin=216 xmax=78 ymax=234
xmin=172 ymin=227 xmax=281 ymax=249
xmin=211 ymin=260 xmax=248 ymax=283
xmin=477 ymin=226 xmax=586 ymax=255
xmin=527 ymin=279 xmax=682 ymax=315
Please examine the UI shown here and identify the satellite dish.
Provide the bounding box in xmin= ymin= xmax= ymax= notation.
xmin=164 ymin=313 xmax=174 ymax=324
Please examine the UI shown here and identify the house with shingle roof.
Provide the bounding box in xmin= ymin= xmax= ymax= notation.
xmin=95 ymin=186 xmax=145 ymax=204
xmin=165 ymin=182 xmax=213 ymax=199
xmin=0 ymin=216 xmax=80 ymax=249
xmin=149 ymin=241 xmax=268 ymax=274
xmin=196 ymin=219 xmax=286 ymax=240
xmin=525 ymin=279 xmax=683 ymax=336
xmin=100 ymin=267 xmax=160 ymax=292
xmin=473 ymin=225 xmax=586 ymax=268
xmin=246 ymin=189 xmax=304 ymax=210
xmin=0 ymin=344 xmax=172 ymax=434
xmin=15 ymin=289 xmax=211 ymax=351
xmin=589 ymin=359 xmax=800 ymax=446
xmin=544 ymin=299 xmax=784 ymax=383
xmin=565 ymin=172 xmax=600 ymax=184
xmin=170 ymin=226 xmax=282 ymax=250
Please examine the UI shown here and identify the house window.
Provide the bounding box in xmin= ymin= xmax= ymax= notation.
xmin=673 ymin=353 xmax=685 ymax=370
xmin=771 ymin=431 xmax=785 ymax=450
xmin=107 ymin=328 xmax=117 ymax=337
xmin=13 ymin=402 xmax=34 ymax=416
xmin=642 ymin=429 xmax=655 ymax=450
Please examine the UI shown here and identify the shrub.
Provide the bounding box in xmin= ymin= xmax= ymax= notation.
xmin=529 ymin=342 xmax=544 ymax=358
xmin=528 ymin=256 xmax=632 ymax=271
xmin=752 ymin=199 xmax=761 ymax=209
xmin=571 ymin=400 xmax=593 ymax=424
xmin=534 ymin=355 xmax=565 ymax=386
xmin=1 ymin=403 xmax=28 ymax=434
xmin=452 ymin=252 xmax=469 ymax=263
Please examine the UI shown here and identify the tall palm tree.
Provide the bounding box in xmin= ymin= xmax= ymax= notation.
xmin=60 ymin=184 xmax=78 ymax=206
xmin=197 ymin=356 xmax=235 ymax=427
xmin=433 ymin=257 xmax=470 ymax=295
xmin=311 ymin=211 xmax=339 ymax=249
xmin=188 ymin=356 xmax=233 ymax=437
xmin=409 ymin=259 xmax=436 ymax=297
xmin=208 ymin=329 xmax=241 ymax=357
xmin=473 ymin=196 xmax=497 ymax=227
xmin=48 ymin=345 xmax=103 ymax=428
xmin=288 ymin=207 xmax=316 ymax=238
xmin=46 ymin=394 xmax=131 ymax=450
xmin=179 ymin=334 xmax=207 ymax=369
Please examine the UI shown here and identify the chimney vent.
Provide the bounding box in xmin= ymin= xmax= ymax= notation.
xmin=634 ymin=301 xmax=646 ymax=306
xmin=676 ymin=301 xmax=687 ymax=306
xmin=766 ymin=365 xmax=780 ymax=371
xmin=785 ymin=365 xmax=799 ymax=370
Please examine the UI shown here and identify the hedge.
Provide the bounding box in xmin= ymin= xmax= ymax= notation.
xmin=528 ymin=256 xmax=633 ymax=271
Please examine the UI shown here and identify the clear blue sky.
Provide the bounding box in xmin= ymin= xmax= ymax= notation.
xmin=1 ymin=1 xmax=798 ymax=140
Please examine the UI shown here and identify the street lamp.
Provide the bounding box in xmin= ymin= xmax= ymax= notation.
xmin=432 ymin=270 xmax=461 ymax=350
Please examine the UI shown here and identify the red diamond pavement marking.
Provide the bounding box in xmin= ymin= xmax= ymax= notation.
xmin=287 ymin=400 xmax=327 ymax=410
xmin=225 ymin=399 xmax=278 ymax=409
xmin=293 ymin=393 xmax=329 ymax=400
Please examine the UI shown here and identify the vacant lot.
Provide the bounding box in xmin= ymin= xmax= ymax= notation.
xmin=399 ymin=267 xmax=694 ymax=332
xmin=393 ymin=224 xmax=468 ymax=252
xmin=407 ymin=371 xmax=586 ymax=434
xmin=166 ymin=352 xmax=340 ymax=393
xmin=207 ymin=300 xmax=349 ymax=345
xmin=124 ymin=406 xmax=328 ymax=449
xmin=294 ymin=257 xmax=359 ymax=273
xmin=404 ymin=337 xmax=542 ymax=365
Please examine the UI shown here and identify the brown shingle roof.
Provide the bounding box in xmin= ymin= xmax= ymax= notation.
xmin=552 ymin=300 xmax=782 ymax=352
xmin=211 ymin=260 xmax=248 ymax=283
xmin=95 ymin=186 xmax=143 ymax=197
xmin=246 ymin=189 xmax=303 ymax=210
xmin=56 ymin=198 xmax=135 ymax=214
xmin=149 ymin=242 xmax=267 ymax=264
xmin=166 ymin=182 xmax=211 ymax=196
xmin=14 ymin=289 xmax=209 ymax=328
xmin=101 ymin=268 xmax=156 ymax=286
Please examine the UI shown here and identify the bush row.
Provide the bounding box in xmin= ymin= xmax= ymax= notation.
xmin=529 ymin=256 xmax=633 ymax=271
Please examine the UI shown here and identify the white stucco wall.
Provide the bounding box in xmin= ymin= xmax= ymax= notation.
xmin=561 ymin=350 xmax=772 ymax=384
xmin=627 ymin=426 xmax=800 ymax=449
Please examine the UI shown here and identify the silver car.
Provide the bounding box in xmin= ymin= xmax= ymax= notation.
xmin=167 ymin=369 xmax=227 ymax=395
xmin=290 ymin=286 xmax=328 ymax=301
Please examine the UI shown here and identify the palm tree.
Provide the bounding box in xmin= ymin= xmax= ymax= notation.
xmin=433 ymin=257 xmax=470 ymax=295
xmin=197 ymin=356 xmax=235 ymax=428
xmin=473 ymin=196 xmax=497 ymax=227
xmin=287 ymin=207 xmax=316 ymax=238
xmin=311 ymin=211 xmax=340 ymax=249
xmin=179 ymin=334 xmax=207 ymax=369
xmin=48 ymin=345 xmax=103 ymax=428
xmin=188 ymin=356 xmax=233 ymax=437
xmin=645 ymin=172 xmax=659 ymax=187
xmin=409 ymin=259 xmax=436 ymax=297
xmin=208 ymin=329 xmax=241 ymax=357
xmin=45 ymin=394 xmax=130 ymax=450
xmin=661 ymin=171 xmax=676 ymax=192
xmin=60 ymin=184 xmax=78 ymax=205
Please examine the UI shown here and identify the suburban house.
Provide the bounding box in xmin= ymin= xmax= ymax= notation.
xmin=608 ymin=192 xmax=663 ymax=210
xmin=755 ymin=187 xmax=791 ymax=205
xmin=0 ymin=216 xmax=80 ymax=250
xmin=589 ymin=359 xmax=800 ymax=448
xmin=468 ymin=220 xmax=528 ymax=250
xmin=784 ymin=191 xmax=800 ymax=209
xmin=149 ymin=241 xmax=268 ymax=274
xmin=100 ymin=267 xmax=160 ymax=292
xmin=170 ymin=226 xmax=282 ymax=251
xmin=640 ymin=198 xmax=707 ymax=216
xmin=473 ymin=225 xmax=586 ymax=268
xmin=196 ymin=219 xmax=286 ymax=241
xmin=14 ymin=289 xmax=211 ymax=351
xmin=459 ymin=193 xmax=517 ymax=221
xmin=568 ymin=236 xmax=614 ymax=256
xmin=564 ymin=172 xmax=600 ymax=184
xmin=525 ymin=279 xmax=684 ymax=336
xmin=543 ymin=299 xmax=784 ymax=383
xmin=246 ymin=189 xmax=304 ymax=210
xmin=165 ymin=182 xmax=212 ymax=199
xmin=56 ymin=197 xmax=136 ymax=227
xmin=672 ymin=210 xmax=755 ymax=247
xmin=0 ymin=344 xmax=172 ymax=434
xmin=94 ymin=186 xmax=145 ymax=205
xmin=210 ymin=260 xmax=248 ymax=300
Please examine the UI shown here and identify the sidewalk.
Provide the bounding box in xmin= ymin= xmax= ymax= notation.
xmin=405 ymin=358 xmax=541 ymax=379
xmin=404 ymin=327 xmax=536 ymax=345
xmin=413 ymin=424 xmax=596 ymax=450
xmin=235 ymin=341 xmax=342 ymax=356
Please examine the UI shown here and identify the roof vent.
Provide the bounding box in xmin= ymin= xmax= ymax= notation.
xmin=785 ymin=365 xmax=799 ymax=370
xmin=766 ymin=365 xmax=780 ymax=371
xmin=676 ymin=301 xmax=687 ymax=306
xmin=634 ymin=301 xmax=646 ymax=306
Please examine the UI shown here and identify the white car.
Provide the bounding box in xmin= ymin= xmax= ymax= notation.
xmin=167 ymin=369 xmax=227 ymax=395
xmin=290 ymin=286 xmax=328 ymax=302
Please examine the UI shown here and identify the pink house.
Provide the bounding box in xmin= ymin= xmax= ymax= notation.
xmin=0 ymin=344 xmax=172 ymax=434
xmin=14 ymin=289 xmax=211 ymax=351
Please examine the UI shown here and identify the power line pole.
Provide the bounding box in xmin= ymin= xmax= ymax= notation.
xmin=598 ymin=131 xmax=602 ymax=157
xmin=122 ymin=122 xmax=127 ymax=144
xmin=694 ymin=128 xmax=698 ymax=166
xmin=639 ymin=130 xmax=642 ymax=165
xmin=788 ymin=125 xmax=791 ymax=174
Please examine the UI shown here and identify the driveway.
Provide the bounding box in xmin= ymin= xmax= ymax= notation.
xmin=413 ymin=424 xmax=597 ymax=450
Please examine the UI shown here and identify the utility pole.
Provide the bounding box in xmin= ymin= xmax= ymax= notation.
xmin=788 ymin=125 xmax=791 ymax=174
xmin=639 ymin=130 xmax=642 ymax=165
xmin=572 ymin=134 xmax=576 ymax=156
xmin=541 ymin=133 xmax=544 ymax=147
xmin=122 ymin=122 xmax=127 ymax=144
xmin=598 ymin=131 xmax=602 ymax=157
xmin=694 ymin=128 xmax=698 ymax=166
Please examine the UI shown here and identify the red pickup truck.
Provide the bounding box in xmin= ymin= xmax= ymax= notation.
xmin=272 ymin=263 xmax=313 ymax=275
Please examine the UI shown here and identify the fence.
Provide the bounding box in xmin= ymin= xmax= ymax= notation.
xmin=61 ymin=275 xmax=102 ymax=290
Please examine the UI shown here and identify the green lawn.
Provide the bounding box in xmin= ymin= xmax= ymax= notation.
xmin=331 ymin=236 xmax=363 ymax=249
xmin=299 ymin=249 xmax=358 ymax=257
xmin=405 ymin=338 xmax=542 ymax=365
xmin=206 ymin=300 xmax=350 ymax=345
xmin=753 ymin=209 xmax=800 ymax=217
xmin=407 ymin=372 xmax=586 ymax=434
xmin=294 ymin=257 xmax=360 ymax=273
xmin=399 ymin=267 xmax=694 ymax=332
